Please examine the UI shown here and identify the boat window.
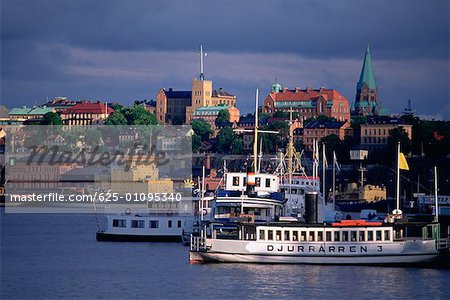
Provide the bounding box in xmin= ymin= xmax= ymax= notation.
xmin=384 ymin=230 xmax=390 ymax=241
xmin=292 ymin=231 xmax=299 ymax=241
xmin=255 ymin=177 xmax=261 ymax=187
xmin=358 ymin=231 xmax=365 ymax=242
xmin=232 ymin=176 xmax=240 ymax=186
xmin=350 ymin=231 xmax=357 ymax=242
xmin=301 ymin=231 xmax=307 ymax=241
xmin=376 ymin=230 xmax=382 ymax=241
xmin=149 ymin=220 xmax=159 ymax=228
xmin=259 ymin=230 xmax=265 ymax=240
xmin=367 ymin=231 xmax=374 ymax=241
xmin=265 ymin=178 xmax=271 ymax=188
xmin=131 ymin=220 xmax=144 ymax=228
xmin=284 ymin=231 xmax=290 ymax=241
xmin=168 ymin=220 xmax=172 ymax=228
xmin=317 ymin=231 xmax=324 ymax=242
xmin=334 ymin=231 xmax=340 ymax=242
xmin=112 ymin=219 xmax=126 ymax=228
xmin=342 ymin=231 xmax=349 ymax=242
xmin=177 ymin=220 xmax=182 ymax=228
xmin=326 ymin=231 xmax=332 ymax=242
xmin=268 ymin=230 xmax=274 ymax=241
xmin=276 ymin=230 xmax=282 ymax=241
xmin=309 ymin=231 xmax=315 ymax=242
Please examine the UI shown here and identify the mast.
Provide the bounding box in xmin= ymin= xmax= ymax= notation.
xmin=332 ymin=150 xmax=336 ymax=207
xmin=322 ymin=143 xmax=326 ymax=204
xmin=253 ymin=89 xmax=259 ymax=173
xmin=434 ymin=166 xmax=438 ymax=222
xmin=199 ymin=45 xmax=206 ymax=81
xmin=201 ymin=165 xmax=206 ymax=222
xmin=394 ymin=142 xmax=402 ymax=215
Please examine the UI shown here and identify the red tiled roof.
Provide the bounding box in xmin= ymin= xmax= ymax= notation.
xmin=270 ymin=89 xmax=345 ymax=102
xmin=62 ymin=101 xmax=114 ymax=114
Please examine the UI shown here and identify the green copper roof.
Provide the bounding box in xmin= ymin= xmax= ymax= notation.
xmin=357 ymin=44 xmax=377 ymax=90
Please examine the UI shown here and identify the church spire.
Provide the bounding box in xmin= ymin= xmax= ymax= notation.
xmin=357 ymin=44 xmax=377 ymax=90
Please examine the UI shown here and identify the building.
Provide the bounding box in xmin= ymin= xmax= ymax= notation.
xmin=41 ymin=97 xmax=77 ymax=112
xmin=262 ymin=85 xmax=350 ymax=123
xmin=60 ymin=101 xmax=114 ymax=126
xmin=156 ymin=89 xmax=192 ymax=124
xmin=353 ymin=45 xmax=387 ymax=116
xmin=192 ymin=105 xmax=240 ymax=128
xmin=143 ymin=100 xmax=157 ymax=115
xmin=157 ymin=78 xmax=237 ymax=125
xmin=357 ymin=116 xmax=412 ymax=149
xmin=8 ymin=106 xmax=56 ymax=123
xmin=302 ymin=119 xmax=349 ymax=147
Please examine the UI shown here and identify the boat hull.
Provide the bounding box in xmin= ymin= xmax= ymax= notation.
xmin=190 ymin=251 xmax=438 ymax=265
xmin=96 ymin=232 xmax=181 ymax=242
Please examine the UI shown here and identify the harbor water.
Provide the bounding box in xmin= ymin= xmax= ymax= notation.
xmin=1 ymin=208 xmax=449 ymax=299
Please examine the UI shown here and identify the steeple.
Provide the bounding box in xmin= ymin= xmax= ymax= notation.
xmin=357 ymin=44 xmax=377 ymax=90
xmin=353 ymin=44 xmax=381 ymax=116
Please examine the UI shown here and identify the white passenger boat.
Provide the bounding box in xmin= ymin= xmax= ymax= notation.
xmin=190 ymin=218 xmax=444 ymax=264
xmin=96 ymin=198 xmax=197 ymax=243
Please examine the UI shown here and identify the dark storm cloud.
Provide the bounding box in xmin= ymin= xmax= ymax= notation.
xmin=1 ymin=0 xmax=449 ymax=117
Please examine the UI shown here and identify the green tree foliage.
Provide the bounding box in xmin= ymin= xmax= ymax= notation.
xmin=350 ymin=115 xmax=367 ymax=128
xmin=304 ymin=115 xmax=338 ymax=126
xmin=216 ymin=127 xmax=243 ymax=154
xmin=123 ymin=104 xmax=158 ymax=125
xmin=192 ymin=134 xmax=201 ymax=153
xmin=217 ymin=109 xmax=230 ymax=123
xmin=110 ymin=103 xmax=124 ymax=112
xmin=260 ymin=121 xmax=289 ymax=153
xmin=191 ymin=119 xmax=213 ymax=141
xmin=40 ymin=112 xmax=62 ymax=125
xmin=273 ymin=110 xmax=290 ymax=118
xmin=104 ymin=111 xmax=127 ymax=125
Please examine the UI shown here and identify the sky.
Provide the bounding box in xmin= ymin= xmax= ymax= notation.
xmin=1 ymin=0 xmax=449 ymax=119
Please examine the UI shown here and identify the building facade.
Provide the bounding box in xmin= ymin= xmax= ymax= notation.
xmin=61 ymin=101 xmax=114 ymax=126
xmin=357 ymin=116 xmax=412 ymax=149
xmin=262 ymin=86 xmax=351 ymax=123
xmin=156 ymin=89 xmax=192 ymax=124
xmin=302 ymin=120 xmax=349 ymax=147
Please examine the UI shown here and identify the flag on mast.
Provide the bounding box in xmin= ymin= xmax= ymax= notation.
xmin=399 ymin=152 xmax=409 ymax=170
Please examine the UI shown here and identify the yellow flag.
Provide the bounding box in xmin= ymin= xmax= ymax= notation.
xmin=399 ymin=152 xmax=409 ymax=170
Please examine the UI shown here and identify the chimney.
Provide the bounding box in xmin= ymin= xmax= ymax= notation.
xmin=306 ymin=86 xmax=313 ymax=92
xmin=283 ymin=87 xmax=288 ymax=93
xmin=169 ymin=88 xmax=173 ymax=92
xmin=295 ymin=87 xmax=301 ymax=93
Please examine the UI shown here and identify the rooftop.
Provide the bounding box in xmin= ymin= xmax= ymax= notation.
xmin=62 ymin=101 xmax=114 ymax=114
xmin=304 ymin=119 xmax=347 ymax=129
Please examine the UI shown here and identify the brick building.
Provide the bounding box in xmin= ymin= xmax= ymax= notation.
xmin=61 ymin=101 xmax=114 ymax=126
xmin=302 ymin=119 xmax=349 ymax=147
xmin=262 ymin=85 xmax=350 ymax=123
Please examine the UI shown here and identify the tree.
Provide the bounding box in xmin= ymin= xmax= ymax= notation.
xmin=273 ymin=110 xmax=290 ymax=119
xmin=217 ymin=109 xmax=230 ymax=123
xmin=191 ymin=119 xmax=213 ymax=141
xmin=104 ymin=111 xmax=127 ymax=125
xmin=304 ymin=115 xmax=338 ymax=126
xmin=41 ymin=112 xmax=62 ymax=125
xmin=192 ymin=134 xmax=202 ymax=153
xmin=123 ymin=104 xmax=158 ymax=125
xmin=230 ymin=136 xmax=244 ymax=154
xmin=110 ymin=103 xmax=124 ymax=112
xmin=216 ymin=127 xmax=238 ymax=153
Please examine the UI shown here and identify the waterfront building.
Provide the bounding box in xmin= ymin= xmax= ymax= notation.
xmin=262 ymin=86 xmax=350 ymax=123
xmin=302 ymin=119 xmax=349 ymax=147
xmin=357 ymin=116 xmax=412 ymax=150
xmin=60 ymin=101 xmax=114 ymax=126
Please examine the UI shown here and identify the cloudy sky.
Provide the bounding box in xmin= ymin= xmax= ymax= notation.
xmin=1 ymin=0 xmax=449 ymax=118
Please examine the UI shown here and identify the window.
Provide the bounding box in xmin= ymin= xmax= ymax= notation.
xmin=350 ymin=231 xmax=357 ymax=241
xmin=326 ymin=231 xmax=332 ymax=242
xmin=367 ymin=231 xmax=374 ymax=241
xmin=292 ymin=231 xmax=299 ymax=241
xmin=259 ymin=230 xmax=265 ymax=240
xmin=334 ymin=231 xmax=340 ymax=242
xmin=112 ymin=219 xmax=126 ymax=228
xmin=131 ymin=220 xmax=144 ymax=228
xmin=232 ymin=176 xmax=240 ymax=186
xmin=384 ymin=230 xmax=390 ymax=241
xmin=284 ymin=231 xmax=290 ymax=241
xmin=168 ymin=220 xmax=172 ymax=228
xmin=265 ymin=178 xmax=271 ymax=188
xmin=300 ymin=231 xmax=307 ymax=241
xmin=317 ymin=231 xmax=324 ymax=242
xmin=149 ymin=221 xmax=159 ymax=228
xmin=177 ymin=220 xmax=182 ymax=228
xmin=268 ymin=230 xmax=274 ymax=241
xmin=376 ymin=230 xmax=382 ymax=241
xmin=276 ymin=230 xmax=282 ymax=241
xmin=342 ymin=231 xmax=349 ymax=242
xmin=255 ymin=177 xmax=261 ymax=187
xmin=359 ymin=231 xmax=365 ymax=242
xmin=309 ymin=231 xmax=315 ymax=242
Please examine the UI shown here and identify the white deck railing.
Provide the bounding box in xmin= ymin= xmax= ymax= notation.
xmin=190 ymin=235 xmax=206 ymax=252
